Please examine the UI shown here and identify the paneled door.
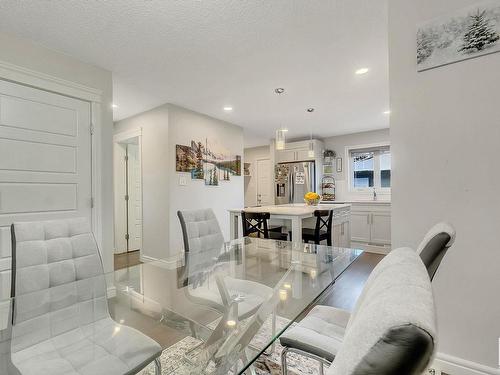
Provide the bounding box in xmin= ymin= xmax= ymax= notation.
xmin=127 ymin=143 xmax=142 ymax=251
xmin=256 ymin=159 xmax=271 ymax=206
xmin=0 ymin=79 xmax=92 ymax=299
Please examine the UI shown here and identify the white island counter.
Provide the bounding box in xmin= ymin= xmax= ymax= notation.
xmin=229 ymin=203 xmax=351 ymax=246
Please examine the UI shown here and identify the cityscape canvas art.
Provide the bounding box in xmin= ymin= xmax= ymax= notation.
xmin=176 ymin=138 xmax=241 ymax=187
xmin=417 ymin=1 xmax=500 ymax=71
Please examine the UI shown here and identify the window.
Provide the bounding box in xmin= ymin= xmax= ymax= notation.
xmin=349 ymin=145 xmax=391 ymax=190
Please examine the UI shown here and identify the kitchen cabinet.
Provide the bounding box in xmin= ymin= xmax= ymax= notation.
xmin=349 ymin=202 xmax=391 ymax=252
xmin=351 ymin=211 xmax=371 ymax=243
xmin=333 ymin=207 xmax=351 ymax=248
xmin=275 ymin=140 xmax=323 ymax=163
xmin=370 ymin=211 xmax=391 ymax=245
xmin=276 ymin=149 xmax=297 ymax=163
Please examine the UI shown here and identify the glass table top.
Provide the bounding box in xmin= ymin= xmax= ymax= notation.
xmin=1 ymin=237 xmax=362 ymax=375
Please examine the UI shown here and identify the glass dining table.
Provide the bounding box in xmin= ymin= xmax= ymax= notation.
xmin=0 ymin=237 xmax=362 ymax=375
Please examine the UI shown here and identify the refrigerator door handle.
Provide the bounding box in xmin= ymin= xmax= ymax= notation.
xmin=290 ymin=171 xmax=294 ymax=203
xmin=288 ymin=171 xmax=292 ymax=203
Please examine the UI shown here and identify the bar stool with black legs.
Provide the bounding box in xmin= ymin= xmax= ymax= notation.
xmin=241 ymin=211 xmax=288 ymax=241
xmin=301 ymin=209 xmax=333 ymax=245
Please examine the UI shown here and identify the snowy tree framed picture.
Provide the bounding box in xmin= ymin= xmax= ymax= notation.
xmin=417 ymin=1 xmax=500 ymax=72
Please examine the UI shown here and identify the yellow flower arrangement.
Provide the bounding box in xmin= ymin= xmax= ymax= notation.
xmin=304 ymin=192 xmax=321 ymax=205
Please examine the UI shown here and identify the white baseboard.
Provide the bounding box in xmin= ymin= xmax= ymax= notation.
xmin=351 ymin=241 xmax=391 ymax=255
xmin=431 ymin=352 xmax=500 ymax=375
xmin=140 ymin=253 xmax=183 ymax=269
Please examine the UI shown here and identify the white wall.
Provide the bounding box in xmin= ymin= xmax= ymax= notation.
xmin=244 ymin=145 xmax=272 ymax=207
xmin=115 ymin=104 xmax=244 ymax=260
xmin=389 ymin=0 xmax=500 ymax=369
xmin=0 ymin=32 xmax=114 ymax=271
xmin=168 ymin=105 xmax=244 ymax=256
xmin=322 ymin=129 xmax=390 ymax=201
xmin=114 ymin=106 xmax=170 ymax=261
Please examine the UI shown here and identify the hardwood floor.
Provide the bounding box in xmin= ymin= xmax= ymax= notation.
xmin=319 ymin=252 xmax=384 ymax=311
xmin=114 ymin=250 xmax=142 ymax=270
xmin=110 ymin=250 xmax=383 ymax=340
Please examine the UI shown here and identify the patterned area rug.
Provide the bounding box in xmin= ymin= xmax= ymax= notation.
xmin=140 ymin=316 xmax=327 ymax=375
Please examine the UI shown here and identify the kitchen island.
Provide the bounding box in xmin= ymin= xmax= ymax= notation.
xmin=229 ymin=203 xmax=351 ymax=246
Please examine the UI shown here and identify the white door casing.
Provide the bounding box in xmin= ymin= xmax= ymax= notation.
xmin=113 ymin=142 xmax=127 ymax=253
xmin=256 ymin=158 xmax=271 ymax=206
xmin=127 ymin=143 xmax=142 ymax=251
xmin=113 ymin=129 xmax=143 ymax=255
xmin=0 ymin=78 xmax=93 ymax=300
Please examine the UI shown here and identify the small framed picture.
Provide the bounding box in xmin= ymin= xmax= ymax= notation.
xmin=336 ymin=158 xmax=342 ymax=173
xmin=323 ymin=165 xmax=334 ymax=174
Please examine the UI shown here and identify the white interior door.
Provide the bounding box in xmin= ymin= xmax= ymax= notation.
xmin=113 ymin=143 xmax=127 ymax=253
xmin=127 ymin=143 xmax=142 ymax=251
xmin=0 ymin=79 xmax=92 ymax=299
xmin=256 ymin=159 xmax=271 ymax=206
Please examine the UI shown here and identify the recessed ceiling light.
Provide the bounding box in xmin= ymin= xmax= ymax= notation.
xmin=383 ymin=110 xmax=391 ymax=115
xmin=111 ymin=103 xmax=118 ymax=109
xmin=223 ymin=106 xmax=233 ymax=111
xmin=355 ymin=68 xmax=369 ymax=75
xmin=281 ymin=129 xmax=289 ymax=132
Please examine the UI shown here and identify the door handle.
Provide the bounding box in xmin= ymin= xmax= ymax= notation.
xmin=367 ymin=214 xmax=370 ymax=225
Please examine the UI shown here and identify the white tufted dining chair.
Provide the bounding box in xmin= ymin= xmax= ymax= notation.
xmin=9 ymin=217 xmax=162 ymax=375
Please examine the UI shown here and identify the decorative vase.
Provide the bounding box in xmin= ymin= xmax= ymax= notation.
xmin=304 ymin=198 xmax=320 ymax=206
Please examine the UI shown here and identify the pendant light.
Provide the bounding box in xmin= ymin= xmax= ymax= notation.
xmin=307 ymin=108 xmax=315 ymax=157
xmin=275 ymin=88 xmax=286 ymax=150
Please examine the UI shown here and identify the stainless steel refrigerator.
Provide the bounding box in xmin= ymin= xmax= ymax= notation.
xmin=275 ymin=161 xmax=316 ymax=205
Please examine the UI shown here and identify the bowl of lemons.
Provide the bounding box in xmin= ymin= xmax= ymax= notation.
xmin=304 ymin=192 xmax=321 ymax=206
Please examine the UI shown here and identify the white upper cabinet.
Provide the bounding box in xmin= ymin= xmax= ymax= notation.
xmin=275 ymin=140 xmax=323 ymax=163
xmin=276 ymin=149 xmax=297 ymax=163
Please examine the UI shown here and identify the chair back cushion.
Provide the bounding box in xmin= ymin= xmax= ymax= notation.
xmin=329 ymin=247 xmax=436 ymax=375
xmin=10 ymin=218 xmax=108 ymax=353
xmin=417 ymin=222 xmax=456 ymax=280
xmin=177 ymin=209 xmax=224 ymax=252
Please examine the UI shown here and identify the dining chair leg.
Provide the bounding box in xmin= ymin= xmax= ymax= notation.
xmin=271 ymin=307 xmax=276 ymax=350
xmin=281 ymin=346 xmax=289 ymax=375
xmin=265 ymin=308 xmax=277 ymax=355
xmin=242 ymin=349 xmax=257 ymax=375
xmin=154 ymin=357 xmax=161 ymax=375
xmin=319 ymin=360 xmax=324 ymax=375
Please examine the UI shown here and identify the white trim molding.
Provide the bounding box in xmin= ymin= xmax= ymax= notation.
xmin=0 ymin=59 xmax=105 ymax=270
xmin=113 ymin=127 xmax=143 ymax=143
xmin=0 ymin=60 xmax=102 ymax=103
xmin=140 ymin=254 xmax=183 ymax=270
xmin=91 ymin=102 xmax=103 ymax=253
xmin=432 ymin=352 xmax=500 ymax=375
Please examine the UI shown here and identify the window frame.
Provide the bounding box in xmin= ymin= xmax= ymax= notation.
xmin=346 ymin=142 xmax=391 ymax=194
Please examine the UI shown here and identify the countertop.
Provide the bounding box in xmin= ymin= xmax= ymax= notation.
xmin=229 ymin=203 xmax=352 ymax=216
xmin=320 ymin=200 xmax=391 ymax=205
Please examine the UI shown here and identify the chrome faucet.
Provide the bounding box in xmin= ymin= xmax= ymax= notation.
xmin=373 ymin=187 xmax=377 ymax=201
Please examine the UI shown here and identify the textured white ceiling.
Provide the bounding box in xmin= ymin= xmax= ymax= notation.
xmin=0 ymin=0 xmax=389 ymax=147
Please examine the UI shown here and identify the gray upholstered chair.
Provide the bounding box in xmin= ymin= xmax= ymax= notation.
xmin=325 ymin=247 xmax=436 ymax=374
xmin=417 ymin=222 xmax=456 ymax=281
xmin=177 ymin=209 xmax=274 ymax=320
xmin=282 ymin=247 xmax=436 ymax=375
xmin=9 ymin=218 xmax=162 ymax=375
xmin=279 ymin=222 xmax=453 ymax=373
